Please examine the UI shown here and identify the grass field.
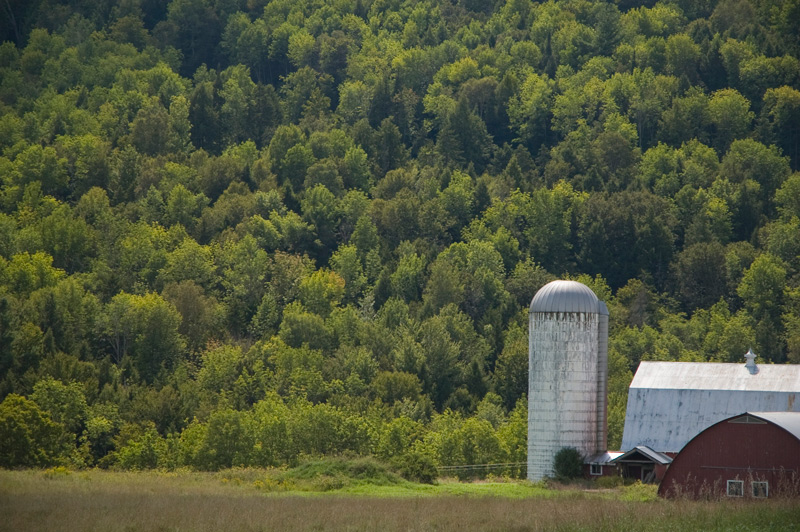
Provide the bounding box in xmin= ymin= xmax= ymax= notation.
xmin=2 ymin=468 xmax=799 ymax=532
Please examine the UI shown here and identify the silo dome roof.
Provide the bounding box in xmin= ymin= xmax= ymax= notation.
xmin=529 ymin=280 xmax=602 ymax=313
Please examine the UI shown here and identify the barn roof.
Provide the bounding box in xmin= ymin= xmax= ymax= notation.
xmin=585 ymin=451 xmax=624 ymax=465
xmin=749 ymin=412 xmax=800 ymax=441
xmin=612 ymin=446 xmax=672 ymax=465
xmin=621 ymin=360 xmax=800 ymax=453
xmin=629 ymin=361 xmax=800 ymax=392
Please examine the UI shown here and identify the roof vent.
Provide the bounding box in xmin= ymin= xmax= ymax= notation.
xmin=744 ymin=348 xmax=758 ymax=374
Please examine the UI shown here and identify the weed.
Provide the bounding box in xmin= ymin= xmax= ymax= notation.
xmin=595 ymin=475 xmax=624 ymax=489
xmin=620 ymin=480 xmax=659 ymax=502
xmin=42 ymin=466 xmax=71 ymax=479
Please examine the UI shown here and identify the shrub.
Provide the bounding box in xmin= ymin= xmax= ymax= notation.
xmin=43 ymin=466 xmax=71 ymax=478
xmin=553 ymin=447 xmax=583 ymax=480
xmin=392 ymin=450 xmax=438 ymax=484
xmin=621 ymin=480 xmax=659 ymax=502
xmin=280 ymin=456 xmax=404 ymax=490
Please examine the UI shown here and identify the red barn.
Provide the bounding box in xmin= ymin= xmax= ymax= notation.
xmin=659 ymin=412 xmax=800 ymax=499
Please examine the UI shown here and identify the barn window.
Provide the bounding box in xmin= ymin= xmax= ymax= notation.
xmin=590 ymin=464 xmax=602 ymax=476
xmin=752 ymin=481 xmax=768 ymax=498
xmin=729 ymin=415 xmax=766 ymax=425
xmin=727 ymin=480 xmax=743 ymax=497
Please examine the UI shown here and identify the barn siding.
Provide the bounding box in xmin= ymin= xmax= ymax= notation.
xmin=659 ymin=416 xmax=800 ymax=498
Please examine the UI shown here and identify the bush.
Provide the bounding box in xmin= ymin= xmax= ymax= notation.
xmin=287 ymin=456 xmax=396 ymax=482
xmin=280 ymin=456 xmax=404 ymax=490
xmin=621 ymin=480 xmax=659 ymax=502
xmin=553 ymin=447 xmax=583 ymax=480
xmin=392 ymin=450 xmax=438 ymax=484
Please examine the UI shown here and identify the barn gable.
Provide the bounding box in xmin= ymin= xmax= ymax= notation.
xmin=658 ymin=411 xmax=800 ymax=499
xmin=621 ymin=359 xmax=800 ymax=453
xmin=612 ymin=445 xmax=672 ymax=483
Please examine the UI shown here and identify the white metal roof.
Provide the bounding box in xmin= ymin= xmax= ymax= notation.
xmin=529 ymin=280 xmax=606 ymax=314
xmin=629 ymin=361 xmax=800 ymax=392
xmin=612 ymin=446 xmax=672 ymax=465
xmin=749 ymin=412 xmax=800 ymax=441
xmin=621 ymin=361 xmax=800 ymax=453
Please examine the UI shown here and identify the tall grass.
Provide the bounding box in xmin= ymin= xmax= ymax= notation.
xmin=1 ymin=469 xmax=798 ymax=532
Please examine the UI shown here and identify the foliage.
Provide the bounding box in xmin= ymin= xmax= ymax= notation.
xmin=553 ymin=447 xmax=584 ymax=481
xmin=1 ymin=0 xmax=799 ymax=474
xmin=280 ymin=456 xmax=404 ymax=491
xmin=391 ymin=450 xmax=439 ymax=484
xmin=0 ymin=394 xmax=70 ymax=468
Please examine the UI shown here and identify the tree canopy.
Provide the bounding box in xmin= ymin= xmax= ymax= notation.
xmin=1 ymin=0 xmax=799 ymax=473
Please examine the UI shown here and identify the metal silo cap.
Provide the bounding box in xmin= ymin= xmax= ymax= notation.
xmin=529 ymin=279 xmax=605 ymax=314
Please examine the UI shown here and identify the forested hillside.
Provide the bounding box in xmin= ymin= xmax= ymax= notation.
xmin=1 ymin=0 xmax=799 ymax=474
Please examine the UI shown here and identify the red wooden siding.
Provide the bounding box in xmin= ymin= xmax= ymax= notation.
xmin=659 ymin=416 xmax=800 ymax=498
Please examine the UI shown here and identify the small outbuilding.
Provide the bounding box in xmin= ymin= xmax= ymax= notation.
xmin=584 ymin=451 xmax=622 ymax=479
xmin=612 ymin=446 xmax=672 ymax=483
xmin=658 ymin=412 xmax=800 ymax=499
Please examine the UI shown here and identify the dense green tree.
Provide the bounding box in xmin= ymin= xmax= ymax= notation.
xmin=217 ymin=235 xmax=270 ymax=334
xmin=114 ymin=422 xmax=169 ymax=470
xmin=673 ymin=242 xmax=728 ymax=311
xmin=391 ymin=249 xmax=426 ymax=303
xmin=775 ymin=172 xmax=800 ymax=220
xmin=760 ymin=86 xmax=800 ymax=169
xmin=197 ymin=344 xmax=244 ymax=395
xmin=578 ymin=190 xmax=676 ymax=290
xmin=375 ymin=118 xmax=407 ymax=176
xmin=158 ymin=0 xmax=221 ymax=76
xmin=737 ymin=253 xmax=787 ymax=361
xmin=658 ymin=87 xmax=711 ymax=147
xmin=30 ymin=377 xmax=88 ymax=440
xmin=716 ymin=139 xmax=791 ymax=240
xmin=436 ymin=96 xmax=493 ymax=171
xmin=130 ymin=99 xmax=170 ymax=156
xmin=56 ymin=134 xmax=111 ymax=199
xmin=97 ymin=291 xmax=185 ymax=383
xmin=553 ymin=447 xmax=583 ymax=480
xmin=189 ymin=81 xmax=221 ymax=153
xmin=507 ymin=71 xmax=554 ymax=150
xmin=0 ymin=394 xmax=70 ymax=467
xmin=493 ymin=324 xmax=527 ymax=411
xmin=194 ymin=408 xmax=256 ymax=470
xmin=162 ymin=280 xmax=223 ymax=353
xmin=32 ymin=203 xmax=94 ymax=273
xmin=666 ymin=33 xmax=700 ymax=82
xmin=9 ymin=144 xmax=69 ymax=199
xmin=299 ymin=269 xmax=345 ymax=317
xmin=708 ymin=88 xmax=753 ymax=154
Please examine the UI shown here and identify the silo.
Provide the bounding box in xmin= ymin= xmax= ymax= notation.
xmin=528 ymin=280 xmax=608 ymax=481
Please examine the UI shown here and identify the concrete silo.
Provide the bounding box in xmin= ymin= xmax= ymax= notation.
xmin=528 ymin=280 xmax=608 ymax=481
